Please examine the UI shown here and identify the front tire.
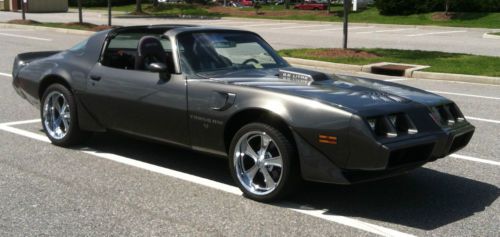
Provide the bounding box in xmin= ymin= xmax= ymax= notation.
xmin=41 ymin=84 xmax=88 ymax=146
xmin=229 ymin=123 xmax=301 ymax=202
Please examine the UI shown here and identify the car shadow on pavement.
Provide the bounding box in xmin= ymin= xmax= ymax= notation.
xmin=83 ymin=131 xmax=498 ymax=231
xmin=289 ymin=169 xmax=499 ymax=230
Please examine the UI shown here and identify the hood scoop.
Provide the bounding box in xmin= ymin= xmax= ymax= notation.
xmin=278 ymin=68 xmax=330 ymax=84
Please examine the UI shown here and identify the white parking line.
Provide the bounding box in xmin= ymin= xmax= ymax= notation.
xmin=240 ymin=23 xmax=297 ymax=27
xmin=310 ymin=26 xmax=374 ymax=32
xmin=451 ymin=154 xmax=500 ymax=166
xmin=270 ymin=24 xmax=332 ymax=30
xmin=465 ymin=116 xmax=500 ymax=124
xmin=0 ymin=32 xmax=52 ymax=41
xmin=0 ymin=29 xmax=33 ymax=32
xmin=206 ymin=21 xmax=255 ymax=25
xmin=429 ymin=90 xmax=500 ymax=100
xmin=0 ymin=72 xmax=11 ymax=77
xmin=384 ymin=78 xmax=408 ymax=82
xmin=356 ymin=28 xmax=414 ymax=34
xmin=0 ymin=120 xmax=414 ymax=237
xmin=406 ymin=30 xmax=467 ymax=37
xmin=0 ymin=119 xmax=40 ymax=126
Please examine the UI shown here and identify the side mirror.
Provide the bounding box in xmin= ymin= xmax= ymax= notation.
xmin=147 ymin=62 xmax=168 ymax=73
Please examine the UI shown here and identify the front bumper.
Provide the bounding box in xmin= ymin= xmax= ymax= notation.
xmin=296 ymin=122 xmax=475 ymax=185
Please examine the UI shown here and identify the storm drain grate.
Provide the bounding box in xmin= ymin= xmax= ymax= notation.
xmin=371 ymin=64 xmax=415 ymax=77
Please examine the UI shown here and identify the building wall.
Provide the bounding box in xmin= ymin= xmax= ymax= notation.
xmin=5 ymin=0 xmax=68 ymax=12
xmin=27 ymin=0 xmax=68 ymax=12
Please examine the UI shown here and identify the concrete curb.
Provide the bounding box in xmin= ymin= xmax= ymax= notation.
xmin=483 ymin=32 xmax=500 ymax=39
xmin=284 ymin=57 xmax=362 ymax=72
xmin=0 ymin=23 xmax=95 ymax=36
xmin=115 ymin=14 xmax=221 ymax=20
xmin=412 ymin=71 xmax=500 ymax=85
xmin=284 ymin=57 xmax=500 ymax=85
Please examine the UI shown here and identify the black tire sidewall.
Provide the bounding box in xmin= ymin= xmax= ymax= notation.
xmin=40 ymin=84 xmax=82 ymax=146
xmin=229 ymin=122 xmax=299 ymax=202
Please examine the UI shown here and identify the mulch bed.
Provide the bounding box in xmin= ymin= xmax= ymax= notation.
xmin=431 ymin=12 xmax=460 ymax=21
xmin=7 ymin=19 xmax=41 ymax=25
xmin=63 ymin=22 xmax=116 ymax=31
xmin=305 ymin=49 xmax=379 ymax=58
xmin=7 ymin=20 xmax=115 ymax=32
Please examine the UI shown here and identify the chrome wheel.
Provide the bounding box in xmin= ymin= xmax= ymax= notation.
xmin=233 ymin=131 xmax=283 ymax=196
xmin=43 ymin=91 xmax=70 ymax=140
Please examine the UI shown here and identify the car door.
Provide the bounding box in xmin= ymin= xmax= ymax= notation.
xmin=82 ymin=32 xmax=189 ymax=146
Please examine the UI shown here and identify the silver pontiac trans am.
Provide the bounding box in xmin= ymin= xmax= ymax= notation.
xmin=12 ymin=25 xmax=475 ymax=202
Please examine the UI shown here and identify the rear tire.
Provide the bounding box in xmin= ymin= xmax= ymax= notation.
xmin=40 ymin=84 xmax=89 ymax=146
xmin=229 ymin=123 xmax=301 ymax=202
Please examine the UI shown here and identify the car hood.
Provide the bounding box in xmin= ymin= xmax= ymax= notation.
xmin=209 ymin=68 xmax=451 ymax=115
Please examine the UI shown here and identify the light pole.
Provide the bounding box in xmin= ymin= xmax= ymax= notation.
xmin=21 ymin=0 xmax=26 ymax=20
xmin=342 ymin=0 xmax=350 ymax=49
xmin=108 ymin=0 xmax=112 ymax=26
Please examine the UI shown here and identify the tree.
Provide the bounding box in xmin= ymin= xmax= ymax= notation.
xmin=77 ymin=0 xmax=83 ymax=24
xmin=285 ymin=0 xmax=289 ymax=9
xmin=444 ymin=0 xmax=451 ymax=15
xmin=135 ymin=0 xmax=143 ymax=13
xmin=342 ymin=0 xmax=350 ymax=49
xmin=152 ymin=0 xmax=159 ymax=8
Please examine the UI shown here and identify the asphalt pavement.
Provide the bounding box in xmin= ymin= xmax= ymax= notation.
xmin=0 ymin=27 xmax=499 ymax=236
xmin=0 ymin=10 xmax=499 ymax=56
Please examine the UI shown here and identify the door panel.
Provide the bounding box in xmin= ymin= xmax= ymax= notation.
xmin=82 ymin=64 xmax=189 ymax=145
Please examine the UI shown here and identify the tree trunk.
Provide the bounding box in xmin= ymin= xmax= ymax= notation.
xmin=136 ymin=0 xmax=143 ymax=13
xmin=285 ymin=0 xmax=289 ymax=9
xmin=342 ymin=0 xmax=350 ymax=49
xmin=445 ymin=0 xmax=450 ymax=16
xmin=77 ymin=0 xmax=83 ymax=24
xmin=152 ymin=0 xmax=159 ymax=8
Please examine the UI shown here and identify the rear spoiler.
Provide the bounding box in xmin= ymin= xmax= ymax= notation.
xmin=15 ymin=51 xmax=61 ymax=63
xmin=13 ymin=51 xmax=61 ymax=78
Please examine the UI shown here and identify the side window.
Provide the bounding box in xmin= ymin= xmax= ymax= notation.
xmin=101 ymin=33 xmax=173 ymax=71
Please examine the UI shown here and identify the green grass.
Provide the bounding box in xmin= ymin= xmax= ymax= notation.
xmin=241 ymin=7 xmax=500 ymax=28
xmin=491 ymin=32 xmax=500 ymax=36
xmin=278 ymin=48 xmax=500 ymax=77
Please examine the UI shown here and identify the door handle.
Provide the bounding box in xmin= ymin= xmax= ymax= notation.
xmin=90 ymin=75 xmax=101 ymax=81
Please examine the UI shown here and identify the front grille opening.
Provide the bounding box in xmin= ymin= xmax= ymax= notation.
xmin=449 ymin=131 xmax=474 ymax=154
xmin=448 ymin=103 xmax=465 ymax=122
xmin=431 ymin=103 xmax=465 ymax=127
xmin=389 ymin=113 xmax=418 ymax=135
xmin=388 ymin=143 xmax=434 ymax=168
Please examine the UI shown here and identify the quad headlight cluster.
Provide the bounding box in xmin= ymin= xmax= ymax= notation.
xmin=366 ymin=113 xmax=418 ymax=138
xmin=429 ymin=103 xmax=465 ymax=127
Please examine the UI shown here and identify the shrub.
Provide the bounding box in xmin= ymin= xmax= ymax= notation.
xmin=375 ymin=0 xmax=500 ymax=15
xmin=69 ymin=0 xmax=137 ymax=7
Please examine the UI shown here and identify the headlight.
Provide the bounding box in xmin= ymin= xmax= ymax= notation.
xmin=429 ymin=103 xmax=465 ymax=127
xmin=366 ymin=113 xmax=418 ymax=138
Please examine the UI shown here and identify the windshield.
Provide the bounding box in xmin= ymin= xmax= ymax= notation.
xmin=177 ymin=31 xmax=287 ymax=77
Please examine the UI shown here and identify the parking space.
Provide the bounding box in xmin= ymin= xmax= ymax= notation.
xmin=0 ymin=28 xmax=498 ymax=236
